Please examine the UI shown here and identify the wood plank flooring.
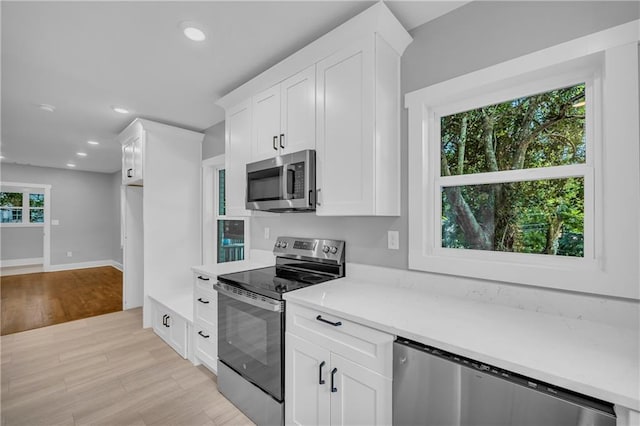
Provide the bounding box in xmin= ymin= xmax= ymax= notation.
xmin=1 ymin=266 xmax=123 ymax=335
xmin=1 ymin=308 xmax=254 ymax=426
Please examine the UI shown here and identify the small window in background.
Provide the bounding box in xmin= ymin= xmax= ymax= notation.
xmin=439 ymin=83 xmax=586 ymax=257
xmin=29 ymin=193 xmax=45 ymax=223
xmin=0 ymin=192 xmax=24 ymax=223
xmin=218 ymin=169 xmax=226 ymax=216
xmin=217 ymin=219 xmax=244 ymax=263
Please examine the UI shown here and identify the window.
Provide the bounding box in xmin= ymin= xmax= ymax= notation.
xmin=439 ymin=83 xmax=588 ymax=258
xmin=202 ymin=155 xmax=248 ymax=264
xmin=1 ymin=191 xmax=45 ymax=225
xmin=405 ymin=29 xmax=639 ymax=299
xmin=215 ymin=168 xmax=245 ymax=263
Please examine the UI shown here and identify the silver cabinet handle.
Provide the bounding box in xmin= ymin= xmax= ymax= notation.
xmin=316 ymin=188 xmax=321 ymax=206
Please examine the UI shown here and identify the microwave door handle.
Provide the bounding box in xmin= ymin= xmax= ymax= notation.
xmin=282 ymin=164 xmax=289 ymax=200
xmin=282 ymin=164 xmax=295 ymax=200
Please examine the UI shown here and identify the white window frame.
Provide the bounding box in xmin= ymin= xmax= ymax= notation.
xmin=0 ymin=189 xmax=47 ymax=227
xmin=202 ymin=155 xmax=249 ymax=264
xmin=405 ymin=21 xmax=640 ymax=299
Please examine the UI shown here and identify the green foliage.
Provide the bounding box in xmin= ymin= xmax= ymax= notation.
xmin=440 ymin=83 xmax=586 ymax=257
xmin=0 ymin=192 xmax=23 ymax=207
xmin=29 ymin=193 xmax=44 ymax=208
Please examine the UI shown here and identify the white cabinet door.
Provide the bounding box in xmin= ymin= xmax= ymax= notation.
xmin=225 ymin=100 xmax=253 ymax=216
xmin=286 ymin=333 xmax=331 ymax=426
xmin=121 ymin=131 xmax=144 ymax=185
xmin=329 ymin=353 xmax=392 ymax=426
xmin=252 ymin=85 xmax=281 ymax=161
xmin=316 ymin=38 xmax=375 ymax=215
xmin=281 ymin=65 xmax=316 ymax=155
xmin=166 ymin=314 xmax=187 ymax=358
xmin=152 ymin=302 xmax=170 ymax=341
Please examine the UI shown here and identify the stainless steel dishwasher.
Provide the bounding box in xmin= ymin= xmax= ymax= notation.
xmin=393 ymin=338 xmax=616 ymax=426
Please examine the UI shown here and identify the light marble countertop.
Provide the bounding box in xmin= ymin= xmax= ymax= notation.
xmin=283 ymin=275 xmax=640 ymax=412
xmin=192 ymin=259 xmax=272 ymax=278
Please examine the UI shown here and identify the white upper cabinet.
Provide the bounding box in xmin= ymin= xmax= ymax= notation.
xmin=280 ymin=66 xmax=316 ymax=155
xmin=316 ymin=34 xmax=402 ymax=216
xmin=225 ymin=100 xmax=253 ymax=217
xmin=217 ymin=3 xmax=411 ymax=216
xmin=252 ymin=65 xmax=316 ymax=162
xmin=120 ymin=121 xmax=144 ymax=185
xmin=252 ymin=85 xmax=282 ymax=161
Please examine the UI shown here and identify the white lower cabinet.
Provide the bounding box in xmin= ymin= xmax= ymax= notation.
xmin=193 ymin=273 xmax=218 ymax=373
xmin=285 ymin=303 xmax=393 ymax=426
xmin=151 ymin=298 xmax=189 ymax=359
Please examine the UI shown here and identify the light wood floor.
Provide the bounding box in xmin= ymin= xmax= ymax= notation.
xmin=0 ymin=308 xmax=254 ymax=426
xmin=1 ymin=266 xmax=123 ymax=335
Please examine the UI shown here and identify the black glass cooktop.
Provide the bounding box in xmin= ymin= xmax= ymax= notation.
xmin=217 ymin=266 xmax=335 ymax=300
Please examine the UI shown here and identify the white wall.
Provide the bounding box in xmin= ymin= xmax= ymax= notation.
xmin=1 ymin=163 xmax=122 ymax=266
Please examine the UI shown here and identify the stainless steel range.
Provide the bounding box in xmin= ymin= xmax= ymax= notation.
xmin=215 ymin=237 xmax=345 ymax=426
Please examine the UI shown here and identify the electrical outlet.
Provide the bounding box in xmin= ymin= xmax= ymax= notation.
xmin=66 ymin=251 xmax=73 ymax=257
xmin=264 ymin=227 xmax=270 ymax=240
xmin=388 ymin=231 xmax=399 ymax=250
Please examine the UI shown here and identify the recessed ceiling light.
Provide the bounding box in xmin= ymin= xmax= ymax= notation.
xmin=77 ymin=152 xmax=87 ymax=157
xmin=38 ymin=104 xmax=56 ymax=112
xmin=0 ymin=155 xmax=4 ymax=160
xmin=87 ymin=140 xmax=100 ymax=145
xmin=112 ymin=106 xmax=130 ymax=114
xmin=180 ymin=21 xmax=206 ymax=42
xmin=66 ymin=163 xmax=76 ymax=168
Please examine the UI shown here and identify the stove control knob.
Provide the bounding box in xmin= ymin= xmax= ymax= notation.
xmin=275 ymin=241 xmax=282 ymax=248
xmin=281 ymin=241 xmax=288 ymax=248
xmin=322 ymin=245 xmax=330 ymax=253
xmin=330 ymin=246 xmax=338 ymax=254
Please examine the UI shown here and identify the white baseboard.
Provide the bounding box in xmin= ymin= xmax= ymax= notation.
xmin=1 ymin=264 xmax=44 ymax=276
xmin=0 ymin=257 xmax=44 ymax=267
xmin=111 ymin=261 xmax=123 ymax=271
xmin=46 ymin=260 xmax=121 ymax=272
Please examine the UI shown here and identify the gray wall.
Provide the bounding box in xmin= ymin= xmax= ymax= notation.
xmin=111 ymin=171 xmax=123 ymax=265
xmin=247 ymin=1 xmax=639 ymax=268
xmin=1 ymin=163 xmax=121 ymax=266
xmin=1 ymin=227 xmax=43 ymax=260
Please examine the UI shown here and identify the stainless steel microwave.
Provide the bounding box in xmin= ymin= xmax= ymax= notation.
xmin=246 ymin=149 xmax=316 ymax=212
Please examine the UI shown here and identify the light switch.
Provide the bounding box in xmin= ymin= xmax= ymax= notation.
xmin=264 ymin=227 xmax=270 ymax=240
xmin=388 ymin=231 xmax=399 ymax=250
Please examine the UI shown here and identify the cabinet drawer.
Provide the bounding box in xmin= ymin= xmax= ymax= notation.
xmin=194 ymin=324 xmax=217 ymax=373
xmin=194 ymin=274 xmax=215 ymax=293
xmin=194 ymin=287 xmax=217 ymax=330
xmin=287 ymin=303 xmax=393 ymax=377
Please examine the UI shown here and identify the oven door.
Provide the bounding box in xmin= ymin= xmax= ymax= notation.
xmin=215 ymin=283 xmax=284 ymax=401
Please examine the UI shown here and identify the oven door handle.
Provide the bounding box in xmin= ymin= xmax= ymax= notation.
xmin=213 ymin=283 xmax=283 ymax=313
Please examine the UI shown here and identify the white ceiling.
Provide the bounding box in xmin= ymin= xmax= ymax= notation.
xmin=1 ymin=1 xmax=467 ymax=174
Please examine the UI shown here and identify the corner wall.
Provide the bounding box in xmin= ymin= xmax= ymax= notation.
xmin=1 ymin=163 xmax=121 ymax=267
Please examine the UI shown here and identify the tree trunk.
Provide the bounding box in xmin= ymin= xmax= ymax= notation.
xmin=457 ymin=115 xmax=467 ymax=175
xmin=443 ymin=187 xmax=492 ymax=250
